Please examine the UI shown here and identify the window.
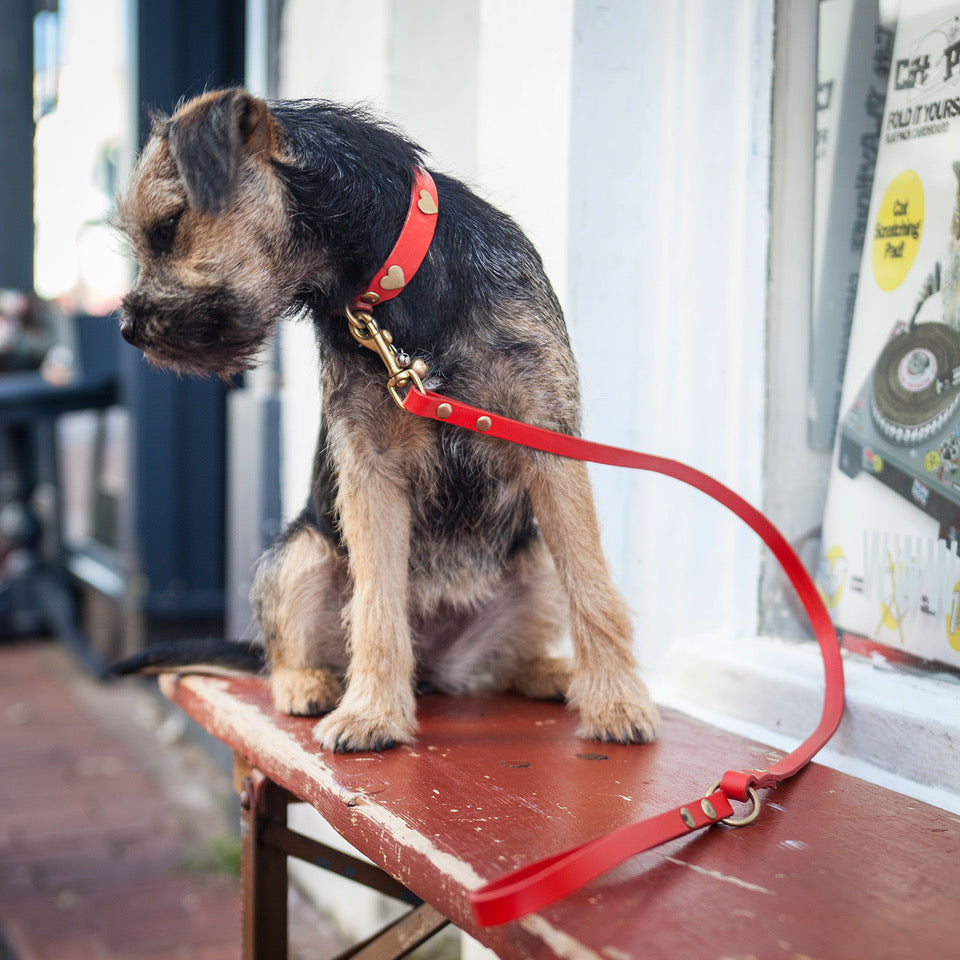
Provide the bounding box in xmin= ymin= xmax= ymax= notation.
xmin=648 ymin=1 xmax=960 ymax=813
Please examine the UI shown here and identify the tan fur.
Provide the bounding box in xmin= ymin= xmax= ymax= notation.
xmin=271 ymin=666 xmax=343 ymax=716
xmin=529 ymin=458 xmax=660 ymax=742
xmin=316 ymin=401 xmax=420 ymax=749
xmin=253 ymin=523 xmax=349 ymax=714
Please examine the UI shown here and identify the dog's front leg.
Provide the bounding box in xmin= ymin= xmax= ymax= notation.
xmin=313 ymin=436 xmax=417 ymax=753
xmin=529 ymin=457 xmax=660 ymax=744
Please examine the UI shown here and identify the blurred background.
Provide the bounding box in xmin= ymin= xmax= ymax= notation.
xmin=1 ymin=1 xmax=958 ymax=958
xmin=1 ymin=0 xmax=244 ymax=673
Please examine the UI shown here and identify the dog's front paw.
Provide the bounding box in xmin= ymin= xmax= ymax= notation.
xmin=313 ymin=704 xmax=417 ymax=753
xmin=271 ymin=667 xmax=342 ymax=717
xmin=571 ymin=675 xmax=660 ymax=745
xmin=577 ymin=699 xmax=660 ymax=745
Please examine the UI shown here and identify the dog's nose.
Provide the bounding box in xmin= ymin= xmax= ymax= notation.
xmin=119 ymin=318 xmax=138 ymax=344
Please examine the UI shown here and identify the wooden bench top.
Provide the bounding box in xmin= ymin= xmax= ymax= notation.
xmin=159 ymin=673 xmax=960 ymax=960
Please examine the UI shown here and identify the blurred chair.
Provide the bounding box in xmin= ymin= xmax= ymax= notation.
xmin=0 ymin=313 xmax=118 ymax=671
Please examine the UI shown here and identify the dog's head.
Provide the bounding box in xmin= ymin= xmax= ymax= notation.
xmin=118 ymin=89 xmax=294 ymax=376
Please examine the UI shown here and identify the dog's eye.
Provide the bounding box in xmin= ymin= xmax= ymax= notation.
xmin=148 ymin=210 xmax=184 ymax=255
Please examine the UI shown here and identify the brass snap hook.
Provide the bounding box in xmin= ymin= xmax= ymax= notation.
xmin=345 ymin=304 xmax=428 ymax=410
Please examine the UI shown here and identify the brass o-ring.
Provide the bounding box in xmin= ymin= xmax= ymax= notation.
xmin=707 ymin=781 xmax=762 ymax=827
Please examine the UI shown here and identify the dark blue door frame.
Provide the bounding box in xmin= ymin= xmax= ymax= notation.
xmin=121 ymin=0 xmax=246 ymax=633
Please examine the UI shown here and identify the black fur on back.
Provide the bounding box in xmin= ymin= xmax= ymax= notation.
xmin=266 ymin=100 xmax=578 ymax=567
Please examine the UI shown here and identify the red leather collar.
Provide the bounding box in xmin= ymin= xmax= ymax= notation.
xmin=352 ymin=168 xmax=439 ymax=311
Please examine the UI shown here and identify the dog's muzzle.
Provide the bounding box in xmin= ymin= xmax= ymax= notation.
xmin=119 ymin=292 xmax=145 ymax=346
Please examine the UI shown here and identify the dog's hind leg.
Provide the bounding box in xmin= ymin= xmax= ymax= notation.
xmin=252 ymin=520 xmax=348 ymax=716
xmin=528 ymin=458 xmax=660 ymax=744
xmin=496 ymin=538 xmax=574 ymax=701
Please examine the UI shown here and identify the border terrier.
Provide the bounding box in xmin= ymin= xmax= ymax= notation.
xmin=113 ymin=87 xmax=659 ymax=753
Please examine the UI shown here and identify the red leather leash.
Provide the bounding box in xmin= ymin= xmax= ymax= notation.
xmin=402 ymin=388 xmax=846 ymax=926
xmin=403 ymin=389 xmax=844 ymax=926
xmin=347 ymin=169 xmax=846 ymax=927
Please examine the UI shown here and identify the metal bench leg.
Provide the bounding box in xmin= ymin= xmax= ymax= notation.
xmin=238 ymin=761 xmax=290 ymax=960
xmin=235 ymin=757 xmax=451 ymax=960
xmin=334 ymin=903 xmax=449 ymax=960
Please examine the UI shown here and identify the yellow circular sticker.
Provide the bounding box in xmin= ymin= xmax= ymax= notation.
xmin=925 ymin=449 xmax=942 ymax=472
xmin=872 ymin=170 xmax=924 ymax=292
xmin=946 ymin=578 xmax=960 ymax=651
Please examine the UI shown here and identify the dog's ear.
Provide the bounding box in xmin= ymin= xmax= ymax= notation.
xmin=168 ymin=89 xmax=277 ymax=215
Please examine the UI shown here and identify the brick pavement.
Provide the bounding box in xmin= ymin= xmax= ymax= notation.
xmin=0 ymin=640 xmax=342 ymax=960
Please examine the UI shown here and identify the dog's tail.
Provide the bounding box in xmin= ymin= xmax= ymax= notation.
xmin=101 ymin=639 xmax=266 ymax=680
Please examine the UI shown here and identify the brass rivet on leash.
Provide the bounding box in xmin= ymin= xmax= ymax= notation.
xmin=679 ymin=807 xmax=696 ymax=829
xmin=476 ymin=416 xmax=492 ymax=432
xmin=436 ymin=403 xmax=452 ymax=419
xmin=700 ymin=798 xmax=718 ymax=820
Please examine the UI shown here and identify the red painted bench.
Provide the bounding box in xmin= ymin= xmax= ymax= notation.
xmin=159 ymin=673 xmax=960 ymax=960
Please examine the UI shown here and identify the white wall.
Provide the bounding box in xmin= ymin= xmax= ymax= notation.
xmin=276 ymin=0 xmax=774 ymax=667
xmin=566 ymin=1 xmax=772 ymax=669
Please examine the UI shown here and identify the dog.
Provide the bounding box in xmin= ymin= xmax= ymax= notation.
xmin=114 ymin=87 xmax=659 ymax=753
